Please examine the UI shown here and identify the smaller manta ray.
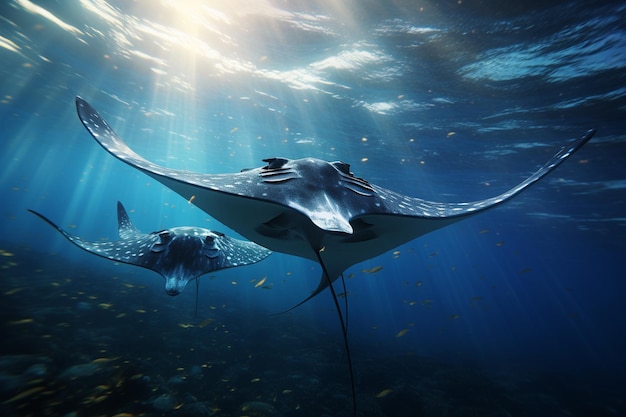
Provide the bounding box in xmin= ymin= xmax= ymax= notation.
xmin=28 ymin=201 xmax=272 ymax=296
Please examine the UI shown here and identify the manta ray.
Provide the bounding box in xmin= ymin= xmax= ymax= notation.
xmin=74 ymin=96 xmax=594 ymax=415
xmin=29 ymin=201 xmax=272 ymax=296
xmin=75 ymin=97 xmax=595 ymax=306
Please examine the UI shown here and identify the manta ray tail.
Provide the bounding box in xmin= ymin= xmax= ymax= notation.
xmin=116 ymin=201 xmax=141 ymax=239
xmin=315 ymin=249 xmax=357 ymax=417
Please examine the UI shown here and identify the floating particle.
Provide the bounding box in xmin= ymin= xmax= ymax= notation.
xmin=496 ymin=241 xmax=505 ymax=247
xmin=415 ymin=281 xmax=423 ymax=287
xmin=448 ymin=314 xmax=460 ymax=319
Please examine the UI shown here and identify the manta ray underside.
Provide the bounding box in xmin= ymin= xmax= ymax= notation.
xmin=74 ymin=96 xmax=594 ymax=416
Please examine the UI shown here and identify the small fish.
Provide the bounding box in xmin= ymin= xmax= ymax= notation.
xmin=337 ymin=292 xmax=350 ymax=298
xmin=197 ymin=318 xmax=215 ymax=328
xmin=362 ymin=266 xmax=383 ymax=274
xmin=448 ymin=314 xmax=460 ymax=319
xmin=135 ymin=309 xmax=146 ymax=314
xmin=415 ymin=280 xmax=423 ymax=287
xmin=188 ymin=195 xmax=196 ymax=204
xmin=375 ymin=388 xmax=393 ymax=398
xmin=98 ymin=303 xmax=113 ymax=309
xmin=395 ymin=329 xmax=409 ymax=338
xmin=91 ymin=357 xmax=118 ymax=364
xmin=496 ymin=241 xmax=505 ymax=247
xmin=282 ymin=389 xmax=292 ymax=394
xmin=7 ymin=318 xmax=34 ymax=325
xmin=2 ymin=386 xmax=45 ymax=404
xmin=479 ymin=229 xmax=489 ymax=234
xmin=178 ymin=323 xmax=194 ymax=329
xmin=520 ymin=268 xmax=532 ymax=274
xmin=421 ymin=299 xmax=433 ymax=306
xmin=254 ymin=276 xmax=267 ymax=288
xmin=4 ymin=287 xmax=24 ymax=295
xmin=250 ymin=378 xmax=261 ymax=383
xmin=230 ymin=127 xmax=239 ymax=134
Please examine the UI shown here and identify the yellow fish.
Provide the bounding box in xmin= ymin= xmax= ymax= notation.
xmin=197 ymin=318 xmax=215 ymax=328
xmin=7 ymin=318 xmax=33 ymax=325
xmin=362 ymin=266 xmax=383 ymax=274
xmin=254 ymin=276 xmax=267 ymax=288
xmin=375 ymin=388 xmax=393 ymax=398
xmin=395 ymin=329 xmax=409 ymax=338
xmin=3 ymin=386 xmax=45 ymax=403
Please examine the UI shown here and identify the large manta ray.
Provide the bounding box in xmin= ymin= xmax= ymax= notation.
xmin=29 ymin=201 xmax=272 ymax=296
xmin=75 ymin=97 xmax=595 ymax=306
xmin=75 ymin=96 xmax=594 ymax=415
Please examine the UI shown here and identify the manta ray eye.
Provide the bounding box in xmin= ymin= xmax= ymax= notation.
xmin=156 ymin=230 xmax=173 ymax=243
xmin=262 ymin=157 xmax=289 ymax=170
xmin=203 ymin=235 xmax=220 ymax=259
xmin=332 ymin=161 xmax=353 ymax=176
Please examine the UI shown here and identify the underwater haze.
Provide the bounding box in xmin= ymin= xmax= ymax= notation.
xmin=1 ymin=1 xmax=625 ymax=416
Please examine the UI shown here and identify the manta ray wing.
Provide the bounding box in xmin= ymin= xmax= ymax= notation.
xmin=27 ymin=208 xmax=162 ymax=268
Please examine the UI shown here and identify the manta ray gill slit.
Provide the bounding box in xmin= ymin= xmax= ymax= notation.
xmin=316 ymin=246 xmax=357 ymax=417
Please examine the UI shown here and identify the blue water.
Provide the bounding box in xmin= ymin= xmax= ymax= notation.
xmin=1 ymin=1 xmax=625 ymax=416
